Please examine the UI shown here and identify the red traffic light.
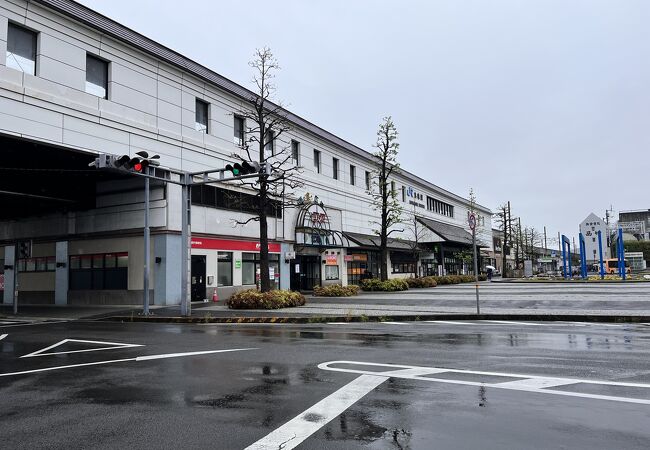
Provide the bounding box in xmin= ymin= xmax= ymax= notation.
xmin=133 ymin=162 xmax=143 ymax=172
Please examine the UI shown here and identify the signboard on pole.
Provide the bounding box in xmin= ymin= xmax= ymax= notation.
xmin=468 ymin=213 xmax=476 ymax=231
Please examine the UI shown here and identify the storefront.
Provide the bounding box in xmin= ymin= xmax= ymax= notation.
xmin=191 ymin=237 xmax=282 ymax=300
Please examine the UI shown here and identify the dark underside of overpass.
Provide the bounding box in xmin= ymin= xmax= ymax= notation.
xmin=0 ymin=134 xmax=126 ymax=221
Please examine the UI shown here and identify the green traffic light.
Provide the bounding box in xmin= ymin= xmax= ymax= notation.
xmin=233 ymin=168 xmax=240 ymax=175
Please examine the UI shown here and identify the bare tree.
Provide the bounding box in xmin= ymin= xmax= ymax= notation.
xmin=233 ymin=47 xmax=302 ymax=292
xmin=403 ymin=205 xmax=428 ymax=278
xmin=493 ymin=202 xmax=511 ymax=277
xmin=367 ymin=116 xmax=403 ymax=281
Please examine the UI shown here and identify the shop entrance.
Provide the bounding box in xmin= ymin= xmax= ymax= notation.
xmin=291 ymin=255 xmax=321 ymax=291
xmin=191 ymin=255 xmax=206 ymax=302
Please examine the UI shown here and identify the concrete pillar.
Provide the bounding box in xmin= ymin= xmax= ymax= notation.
xmin=279 ymin=243 xmax=291 ymax=290
xmin=55 ymin=241 xmax=68 ymax=305
xmin=154 ymin=234 xmax=182 ymax=305
xmin=3 ymin=245 xmax=16 ymax=305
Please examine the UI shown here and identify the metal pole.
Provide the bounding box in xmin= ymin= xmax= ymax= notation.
xmin=473 ymin=227 xmax=480 ymax=315
xmin=597 ymin=230 xmax=604 ymax=279
xmin=13 ymin=243 xmax=18 ymax=315
xmin=180 ymin=172 xmax=191 ymax=317
xmin=142 ymin=172 xmax=150 ymax=315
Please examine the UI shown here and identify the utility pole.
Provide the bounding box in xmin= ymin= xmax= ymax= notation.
xmin=518 ymin=217 xmax=523 ymax=273
xmin=503 ymin=201 xmax=510 ymax=277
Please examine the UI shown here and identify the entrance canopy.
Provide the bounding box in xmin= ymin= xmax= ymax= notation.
xmin=294 ymin=194 xmax=349 ymax=248
xmin=344 ymin=232 xmax=417 ymax=251
xmin=417 ymin=216 xmax=474 ymax=246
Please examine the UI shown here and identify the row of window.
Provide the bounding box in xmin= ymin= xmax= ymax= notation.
xmin=217 ymin=252 xmax=281 ymax=288
xmin=7 ymin=23 xmax=110 ymax=99
xmin=191 ymin=184 xmax=282 ymax=218
xmin=426 ymin=196 xmax=455 ymax=218
xmin=69 ymin=253 xmax=129 ymax=290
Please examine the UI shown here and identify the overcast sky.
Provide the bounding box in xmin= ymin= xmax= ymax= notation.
xmin=78 ymin=0 xmax=650 ymax=245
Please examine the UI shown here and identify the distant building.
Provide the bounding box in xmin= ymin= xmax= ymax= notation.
xmin=579 ymin=213 xmax=610 ymax=263
xmin=618 ymin=209 xmax=650 ymax=241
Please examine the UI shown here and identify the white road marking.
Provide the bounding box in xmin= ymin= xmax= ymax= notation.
xmin=20 ymin=339 xmax=143 ymax=358
xmin=0 ymin=320 xmax=69 ymax=328
xmin=327 ymin=322 xmax=354 ymax=325
xmin=0 ymin=334 xmax=7 ymax=341
xmin=424 ymin=320 xmax=480 ymax=325
xmin=319 ymin=361 xmax=650 ymax=405
xmin=0 ymin=348 xmax=256 ymax=378
xmin=245 ymin=373 xmax=387 ymax=450
xmin=483 ymin=320 xmax=547 ymax=326
xmin=380 ymin=321 xmax=409 ymax=325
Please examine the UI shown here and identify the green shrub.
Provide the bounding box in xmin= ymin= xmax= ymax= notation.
xmin=226 ymin=289 xmax=306 ymax=309
xmin=360 ymin=278 xmax=409 ymax=292
xmin=313 ymin=284 xmax=360 ymax=297
xmin=406 ymin=277 xmax=438 ymax=288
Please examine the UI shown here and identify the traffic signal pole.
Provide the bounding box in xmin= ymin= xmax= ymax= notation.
xmin=142 ymin=170 xmax=151 ymax=315
xmin=90 ymin=152 xmax=270 ymax=317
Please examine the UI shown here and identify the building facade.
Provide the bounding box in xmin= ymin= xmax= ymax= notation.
xmin=0 ymin=0 xmax=492 ymax=305
xmin=619 ymin=209 xmax=650 ymax=241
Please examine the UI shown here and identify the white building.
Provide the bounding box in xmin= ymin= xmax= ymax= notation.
xmin=579 ymin=213 xmax=609 ymax=264
xmin=0 ymin=0 xmax=492 ymax=305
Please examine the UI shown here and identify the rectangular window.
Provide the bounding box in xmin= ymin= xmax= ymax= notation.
xmin=426 ymin=196 xmax=454 ymax=218
xmin=314 ymin=149 xmax=321 ymax=173
xmin=242 ymin=253 xmax=280 ymax=288
xmin=195 ymin=99 xmax=209 ymax=133
xmin=402 ymin=186 xmax=406 ymax=202
xmin=85 ymin=54 xmax=108 ymax=99
xmin=6 ymin=23 xmax=37 ymax=75
xmin=191 ymin=185 xmax=282 ymax=218
xmin=291 ymin=140 xmax=300 ymax=165
xmin=349 ymin=165 xmax=356 ymax=185
xmin=391 ymin=181 xmax=396 ymax=195
xmin=265 ymin=130 xmax=274 ymax=156
xmin=365 ymin=171 xmax=371 ymax=190
xmin=325 ymin=265 xmax=340 ymax=280
xmin=234 ymin=116 xmax=245 ymax=146
xmin=217 ymin=252 xmax=233 ymax=287
xmin=332 ymin=157 xmax=339 ymax=180
xmin=69 ymin=252 xmax=128 ymax=290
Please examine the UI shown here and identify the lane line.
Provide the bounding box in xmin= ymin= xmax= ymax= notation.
xmin=0 ymin=348 xmax=256 ymax=378
xmin=483 ymin=320 xmax=547 ymax=326
xmin=379 ymin=322 xmax=410 ymax=325
xmin=20 ymin=339 xmax=144 ymax=358
xmin=0 ymin=334 xmax=7 ymax=341
xmin=424 ymin=320 xmax=479 ymax=325
xmin=245 ymin=374 xmax=387 ymax=450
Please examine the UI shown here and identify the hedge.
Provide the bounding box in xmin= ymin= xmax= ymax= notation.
xmin=405 ymin=277 xmax=437 ymax=288
xmin=313 ymin=285 xmax=360 ymax=297
xmin=226 ymin=289 xmax=306 ymax=309
xmin=360 ymin=278 xmax=409 ymax=292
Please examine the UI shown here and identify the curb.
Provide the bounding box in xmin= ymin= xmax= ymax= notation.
xmin=99 ymin=314 xmax=650 ymax=325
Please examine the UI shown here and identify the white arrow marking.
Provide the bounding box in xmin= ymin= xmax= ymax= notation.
xmin=0 ymin=334 xmax=7 ymax=341
xmin=0 ymin=348 xmax=256 ymax=378
xmin=20 ymin=339 xmax=144 ymax=358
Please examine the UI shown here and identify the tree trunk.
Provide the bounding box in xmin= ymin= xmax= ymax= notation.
xmin=259 ymin=181 xmax=271 ymax=292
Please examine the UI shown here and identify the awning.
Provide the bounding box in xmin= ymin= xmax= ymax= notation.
xmin=417 ymin=216 xmax=474 ymax=246
xmin=343 ymin=232 xmax=416 ymax=251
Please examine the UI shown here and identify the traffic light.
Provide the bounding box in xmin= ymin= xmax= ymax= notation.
xmin=225 ymin=160 xmax=261 ymax=177
xmin=89 ymin=152 xmax=160 ymax=173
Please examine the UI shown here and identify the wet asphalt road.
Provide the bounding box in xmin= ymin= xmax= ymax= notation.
xmin=1 ymin=319 xmax=650 ymax=449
